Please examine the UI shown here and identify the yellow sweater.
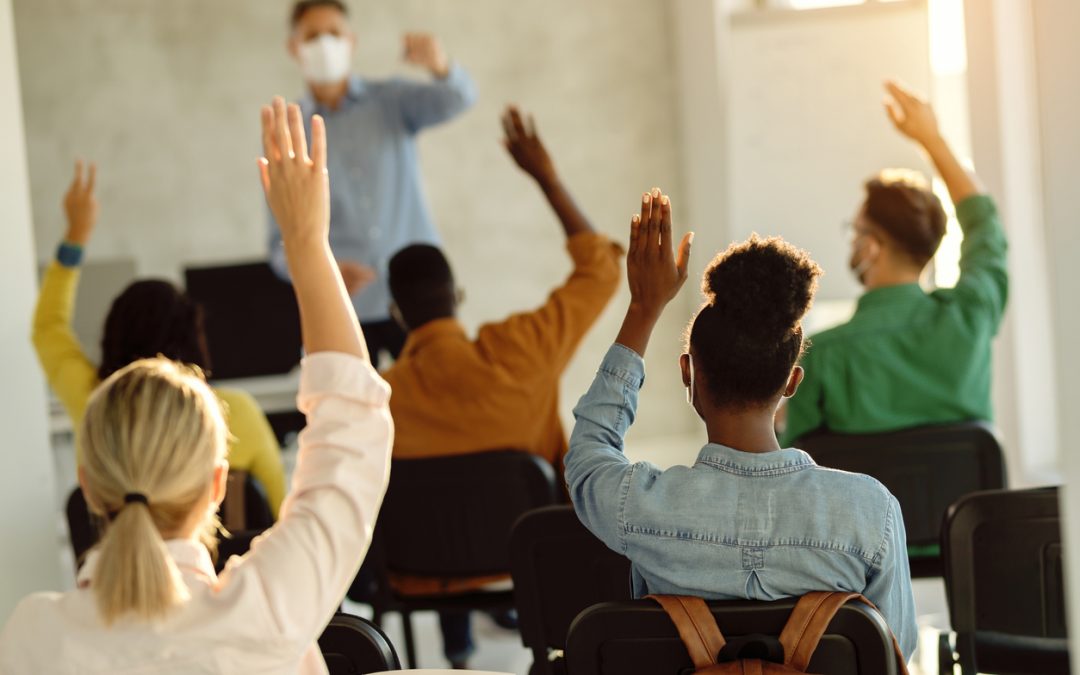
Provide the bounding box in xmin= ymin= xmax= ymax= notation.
xmin=32 ymin=262 xmax=286 ymax=516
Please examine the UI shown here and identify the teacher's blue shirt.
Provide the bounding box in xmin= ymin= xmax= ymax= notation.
xmin=268 ymin=64 xmax=477 ymax=322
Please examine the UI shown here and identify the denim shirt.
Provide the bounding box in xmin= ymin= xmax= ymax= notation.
xmin=565 ymin=344 xmax=918 ymax=660
xmin=269 ymin=65 xmax=477 ymax=322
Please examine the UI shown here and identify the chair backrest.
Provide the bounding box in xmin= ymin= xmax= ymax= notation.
xmin=65 ymin=487 xmax=101 ymax=568
xmin=796 ymin=422 xmax=1005 ymax=548
xmin=943 ymin=486 xmax=1069 ymax=673
xmin=511 ymin=505 xmax=633 ymax=671
xmin=565 ymin=598 xmax=899 ymax=675
xmin=318 ymin=612 xmax=401 ymax=674
xmin=183 ymin=261 xmax=301 ymax=380
xmin=219 ymin=471 xmax=275 ymax=533
xmin=379 ymin=450 xmax=558 ymax=576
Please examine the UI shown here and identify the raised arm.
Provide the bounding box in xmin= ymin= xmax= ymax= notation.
xmin=502 ymin=105 xmax=593 ymax=238
xmin=32 ymin=160 xmax=101 ymax=425
xmin=883 ymin=80 xmax=979 ymax=206
xmin=259 ymin=100 xmax=367 ymax=360
xmin=566 ymin=189 xmax=693 ymax=549
xmin=235 ymin=98 xmax=391 ymax=649
xmin=395 ymin=33 xmax=477 ymax=133
xmin=475 ymin=107 xmax=623 ymax=372
xmin=884 ymin=80 xmax=1008 ymax=321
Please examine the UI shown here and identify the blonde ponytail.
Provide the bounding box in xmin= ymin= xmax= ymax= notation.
xmin=80 ymin=358 xmax=227 ymax=625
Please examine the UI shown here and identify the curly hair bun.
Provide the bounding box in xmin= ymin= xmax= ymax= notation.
xmin=703 ymin=234 xmax=822 ymax=337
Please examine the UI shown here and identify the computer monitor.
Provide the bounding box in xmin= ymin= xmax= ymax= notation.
xmin=183 ymin=261 xmax=301 ymax=380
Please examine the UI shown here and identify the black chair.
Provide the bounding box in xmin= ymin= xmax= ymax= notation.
xmin=183 ymin=261 xmax=301 ymax=380
xmin=796 ymin=421 xmax=1005 ymax=577
xmin=65 ymin=472 xmax=275 ymax=573
xmin=940 ymin=486 xmax=1069 ymax=674
xmin=350 ymin=450 xmax=559 ymax=668
xmin=65 ymin=487 xmax=102 ymax=568
xmin=319 ymin=612 xmax=402 ymax=674
xmin=565 ymin=598 xmax=901 ymax=675
xmin=220 ymin=470 xmax=275 ymax=534
xmin=510 ymin=505 xmax=633 ymax=675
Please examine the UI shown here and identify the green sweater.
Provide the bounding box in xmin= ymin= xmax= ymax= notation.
xmin=782 ymin=195 xmax=1008 ymax=447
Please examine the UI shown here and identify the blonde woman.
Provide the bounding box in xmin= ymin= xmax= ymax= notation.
xmin=34 ymin=160 xmax=287 ymax=516
xmin=0 ymin=98 xmax=392 ymax=673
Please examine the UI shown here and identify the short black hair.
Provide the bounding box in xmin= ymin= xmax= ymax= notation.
xmin=687 ymin=235 xmax=822 ymax=409
xmin=388 ymin=245 xmax=457 ymax=330
xmin=291 ymin=0 xmax=348 ymax=28
xmin=98 ymin=280 xmax=211 ymax=381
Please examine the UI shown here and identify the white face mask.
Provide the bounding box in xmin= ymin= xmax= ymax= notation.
xmin=298 ymin=34 xmax=352 ymax=85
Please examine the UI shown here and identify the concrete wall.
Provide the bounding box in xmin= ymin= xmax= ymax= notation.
xmin=0 ymin=0 xmax=62 ymax=619
xmin=13 ymin=0 xmax=697 ymax=440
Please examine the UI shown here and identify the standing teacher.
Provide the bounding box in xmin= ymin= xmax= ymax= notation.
xmin=270 ymin=0 xmax=477 ymax=363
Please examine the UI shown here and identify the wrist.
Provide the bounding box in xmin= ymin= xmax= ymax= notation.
xmin=63 ymin=228 xmax=90 ymax=247
xmin=282 ymin=233 xmax=330 ymax=259
xmin=919 ymin=132 xmax=948 ymax=154
xmin=537 ymin=173 xmax=562 ymax=194
xmin=431 ymin=60 xmax=450 ymax=79
xmin=626 ymin=302 xmax=664 ymax=324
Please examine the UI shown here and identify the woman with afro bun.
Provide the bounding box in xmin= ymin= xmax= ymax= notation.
xmin=564 ymin=188 xmax=917 ymax=661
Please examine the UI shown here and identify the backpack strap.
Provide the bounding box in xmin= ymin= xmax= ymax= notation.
xmin=778 ymin=592 xmax=909 ymax=674
xmin=647 ymin=595 xmax=728 ymax=670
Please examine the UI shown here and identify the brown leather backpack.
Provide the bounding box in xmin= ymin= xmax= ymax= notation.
xmin=647 ymin=592 xmax=909 ymax=675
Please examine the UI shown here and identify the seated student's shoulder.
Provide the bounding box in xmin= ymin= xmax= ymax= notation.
xmin=802 ymin=463 xmax=899 ymax=517
xmin=1 ymin=592 xmax=65 ymax=653
xmin=212 ymin=387 xmax=261 ymax=420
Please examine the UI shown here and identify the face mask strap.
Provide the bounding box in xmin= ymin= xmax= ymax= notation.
xmin=685 ymin=354 xmax=695 ymax=407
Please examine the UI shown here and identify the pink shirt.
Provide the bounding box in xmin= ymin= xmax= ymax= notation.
xmin=0 ymin=352 xmax=393 ymax=674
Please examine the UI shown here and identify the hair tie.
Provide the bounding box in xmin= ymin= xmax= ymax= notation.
xmin=123 ymin=492 xmax=149 ymax=506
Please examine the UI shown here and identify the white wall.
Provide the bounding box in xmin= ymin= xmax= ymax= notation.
xmin=13 ymin=0 xmax=696 ymax=442
xmin=964 ymin=0 xmax=1059 ymax=486
xmin=0 ymin=0 xmax=62 ymax=619
xmin=1028 ymin=0 xmax=1080 ymax=667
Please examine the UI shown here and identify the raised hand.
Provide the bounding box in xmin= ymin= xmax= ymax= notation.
xmin=403 ymin=33 xmax=449 ymax=78
xmin=616 ymin=188 xmax=694 ymax=357
xmin=259 ymin=97 xmax=329 ymax=250
xmin=257 ymin=96 xmax=367 ymax=360
xmin=63 ymin=160 xmax=98 ymax=246
xmin=502 ymin=105 xmax=558 ymax=188
xmin=883 ymin=80 xmax=941 ymax=147
xmin=338 ymin=260 xmax=377 ymax=296
xmin=627 ymin=188 xmax=694 ymax=317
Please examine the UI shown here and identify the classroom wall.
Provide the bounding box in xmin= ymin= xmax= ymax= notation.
xmin=964 ymin=0 xmax=1058 ymax=486
xmin=0 ymin=0 xmax=62 ymax=619
xmin=13 ymin=0 xmax=698 ymax=441
xmin=1029 ymin=0 xmax=1080 ymax=667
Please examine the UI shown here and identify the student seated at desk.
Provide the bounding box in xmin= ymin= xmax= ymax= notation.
xmin=33 ymin=161 xmax=286 ymax=515
xmin=380 ymin=106 xmax=622 ymax=668
xmin=565 ymin=189 xmax=917 ymax=660
xmin=780 ymin=81 xmax=1008 ymax=446
xmin=1 ymin=99 xmax=392 ymax=673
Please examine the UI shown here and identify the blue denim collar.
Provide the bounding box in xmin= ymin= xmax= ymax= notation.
xmin=694 ymin=444 xmax=817 ymax=476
